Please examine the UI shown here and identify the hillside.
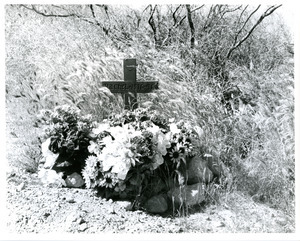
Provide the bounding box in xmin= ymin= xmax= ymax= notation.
xmin=5 ymin=4 xmax=295 ymax=234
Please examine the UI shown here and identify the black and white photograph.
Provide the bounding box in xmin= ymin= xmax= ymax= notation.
xmin=1 ymin=1 xmax=299 ymax=240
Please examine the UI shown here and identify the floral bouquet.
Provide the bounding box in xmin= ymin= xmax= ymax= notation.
xmin=82 ymin=108 xmax=199 ymax=202
xmin=40 ymin=105 xmax=202 ymax=207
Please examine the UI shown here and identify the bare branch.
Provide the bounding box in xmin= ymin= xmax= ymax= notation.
xmin=220 ymin=5 xmax=243 ymax=19
xmin=203 ymin=5 xmax=214 ymax=30
xmin=21 ymin=4 xmax=76 ymax=18
xmin=148 ymin=5 xmax=158 ymax=44
xmin=142 ymin=5 xmax=151 ymax=14
xmin=227 ymin=4 xmax=282 ymax=59
xmin=175 ymin=4 xmax=204 ymax=28
xmin=20 ymin=4 xmax=110 ymax=35
xmin=191 ymin=5 xmax=205 ymax=14
xmin=237 ymin=5 xmax=248 ymax=25
xmin=172 ymin=5 xmax=182 ymax=26
xmin=186 ymin=4 xmax=195 ymax=48
xmin=90 ymin=4 xmax=96 ymax=18
xmin=238 ymin=5 xmax=260 ymax=36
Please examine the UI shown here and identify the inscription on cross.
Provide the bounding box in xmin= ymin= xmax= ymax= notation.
xmin=101 ymin=59 xmax=158 ymax=110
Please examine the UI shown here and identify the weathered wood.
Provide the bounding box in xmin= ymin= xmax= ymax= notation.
xmin=101 ymin=81 xmax=159 ymax=94
xmin=101 ymin=59 xmax=158 ymax=110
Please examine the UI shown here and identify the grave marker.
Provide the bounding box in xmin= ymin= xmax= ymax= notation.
xmin=101 ymin=59 xmax=158 ymax=110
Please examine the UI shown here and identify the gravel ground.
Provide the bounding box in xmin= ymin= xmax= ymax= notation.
xmin=5 ymin=170 xmax=294 ymax=234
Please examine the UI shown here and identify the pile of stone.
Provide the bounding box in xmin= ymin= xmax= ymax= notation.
xmin=38 ymin=152 xmax=225 ymax=215
xmin=143 ymin=154 xmax=224 ymax=214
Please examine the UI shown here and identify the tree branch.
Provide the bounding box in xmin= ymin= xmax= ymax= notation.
xmin=148 ymin=5 xmax=158 ymax=45
xmin=172 ymin=5 xmax=182 ymax=26
xmin=237 ymin=5 xmax=248 ymax=25
xmin=226 ymin=4 xmax=282 ymax=59
xmin=21 ymin=4 xmax=110 ymax=35
xmin=220 ymin=5 xmax=243 ymax=19
xmin=186 ymin=4 xmax=195 ymax=48
xmin=235 ymin=5 xmax=260 ymax=41
xmin=174 ymin=4 xmax=204 ymax=28
xmin=90 ymin=4 xmax=96 ymax=18
xmin=21 ymin=4 xmax=76 ymax=18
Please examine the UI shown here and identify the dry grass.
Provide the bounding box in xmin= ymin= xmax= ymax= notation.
xmin=6 ymin=98 xmax=41 ymax=173
xmin=5 ymin=4 xmax=295 ymax=230
xmin=181 ymin=191 xmax=294 ymax=233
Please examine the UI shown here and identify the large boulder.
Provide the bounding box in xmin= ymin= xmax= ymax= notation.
xmin=167 ymin=183 xmax=205 ymax=207
xmin=187 ymin=156 xmax=213 ymax=184
xmin=144 ymin=194 xmax=168 ymax=214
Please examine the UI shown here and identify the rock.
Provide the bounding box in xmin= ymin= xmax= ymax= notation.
xmin=65 ymin=172 xmax=85 ymax=188
xmin=77 ymin=217 xmax=86 ymax=225
xmin=38 ymin=169 xmax=66 ymax=187
xmin=65 ymin=212 xmax=79 ymax=223
xmin=187 ymin=156 xmax=213 ymax=184
xmin=276 ymin=217 xmax=287 ymax=226
xmin=144 ymin=194 xmax=168 ymax=214
xmin=16 ymin=182 xmax=25 ymax=191
xmin=204 ymin=154 xmax=223 ymax=177
xmin=115 ymin=201 xmax=132 ymax=211
xmin=79 ymin=223 xmax=88 ymax=232
xmin=168 ymin=183 xmax=205 ymax=206
xmin=66 ymin=198 xmax=76 ymax=203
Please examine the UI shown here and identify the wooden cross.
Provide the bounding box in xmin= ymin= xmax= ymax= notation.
xmin=101 ymin=59 xmax=158 ymax=110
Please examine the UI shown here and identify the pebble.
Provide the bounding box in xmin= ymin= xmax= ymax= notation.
xmin=77 ymin=217 xmax=85 ymax=225
xmin=115 ymin=201 xmax=132 ymax=210
xmin=66 ymin=198 xmax=76 ymax=203
xmin=276 ymin=217 xmax=287 ymax=226
xmin=79 ymin=223 xmax=88 ymax=232
xmin=65 ymin=212 xmax=79 ymax=223
xmin=17 ymin=182 xmax=25 ymax=191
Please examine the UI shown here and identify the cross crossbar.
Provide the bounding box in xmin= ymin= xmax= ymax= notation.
xmin=100 ymin=59 xmax=159 ymax=110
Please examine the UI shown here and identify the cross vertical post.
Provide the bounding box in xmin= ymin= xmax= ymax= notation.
xmin=123 ymin=59 xmax=137 ymax=110
xmin=100 ymin=59 xmax=158 ymax=110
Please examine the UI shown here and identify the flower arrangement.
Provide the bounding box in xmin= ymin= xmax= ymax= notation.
xmin=38 ymin=105 xmax=96 ymax=174
xmin=40 ymin=105 xmax=202 ymax=207
xmin=82 ymin=108 xmax=199 ymax=202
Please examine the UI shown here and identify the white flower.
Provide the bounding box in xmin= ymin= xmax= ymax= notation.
xmin=100 ymin=149 xmax=118 ymax=172
xmin=41 ymin=138 xmax=51 ymax=155
xmin=170 ymin=123 xmax=180 ymax=134
xmin=157 ymin=132 xmax=171 ymax=156
xmin=41 ymin=138 xmax=58 ymax=168
xmin=112 ymin=160 xmax=131 ymax=180
xmin=169 ymin=118 xmax=175 ymax=123
xmin=146 ymin=123 xmax=160 ymax=136
xmin=151 ymin=153 xmax=164 ymax=170
xmin=100 ymin=135 xmax=113 ymax=146
xmin=92 ymin=123 xmax=110 ymax=135
xmin=88 ymin=141 xmax=98 ymax=154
